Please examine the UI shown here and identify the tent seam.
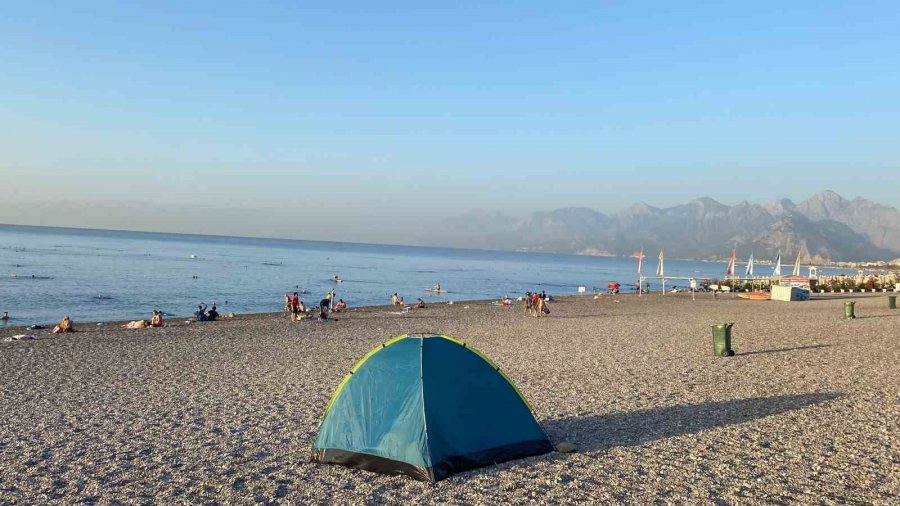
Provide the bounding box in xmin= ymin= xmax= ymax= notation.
xmin=419 ymin=335 xmax=435 ymax=481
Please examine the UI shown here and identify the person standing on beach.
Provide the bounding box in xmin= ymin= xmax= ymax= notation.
xmin=524 ymin=291 xmax=532 ymax=315
xmin=534 ymin=293 xmax=545 ymax=317
xmin=532 ymin=292 xmax=541 ymax=317
xmin=284 ymin=293 xmax=291 ymax=313
xmin=319 ymin=297 xmax=331 ymax=320
xmin=290 ymin=292 xmax=300 ymax=320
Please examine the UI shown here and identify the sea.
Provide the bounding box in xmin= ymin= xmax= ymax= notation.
xmin=0 ymin=224 xmax=857 ymax=325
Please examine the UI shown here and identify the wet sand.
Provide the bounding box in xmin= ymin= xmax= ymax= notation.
xmin=1 ymin=293 xmax=897 ymax=504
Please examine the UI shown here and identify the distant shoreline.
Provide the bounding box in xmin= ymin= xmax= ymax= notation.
xmin=3 ymin=223 xmax=898 ymax=266
xmin=4 ymin=291 xmax=895 ymax=333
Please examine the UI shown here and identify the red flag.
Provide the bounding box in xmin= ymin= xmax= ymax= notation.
xmin=726 ymin=249 xmax=736 ymax=275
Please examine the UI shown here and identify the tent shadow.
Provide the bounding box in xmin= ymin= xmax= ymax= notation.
xmin=738 ymin=344 xmax=832 ymax=356
xmin=543 ymin=392 xmax=841 ymax=453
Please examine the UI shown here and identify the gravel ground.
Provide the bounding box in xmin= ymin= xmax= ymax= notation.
xmin=1 ymin=293 xmax=897 ymax=504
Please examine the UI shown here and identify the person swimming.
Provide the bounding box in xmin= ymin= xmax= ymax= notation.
xmin=1 ymin=311 xmax=8 ymax=321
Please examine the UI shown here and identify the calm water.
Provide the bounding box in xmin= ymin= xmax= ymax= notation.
xmin=0 ymin=224 xmax=851 ymax=325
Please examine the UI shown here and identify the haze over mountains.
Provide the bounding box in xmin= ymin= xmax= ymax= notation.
xmin=432 ymin=191 xmax=900 ymax=262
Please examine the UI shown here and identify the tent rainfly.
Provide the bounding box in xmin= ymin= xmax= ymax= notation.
xmin=310 ymin=334 xmax=554 ymax=482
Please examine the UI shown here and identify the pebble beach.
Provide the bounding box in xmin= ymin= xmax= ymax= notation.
xmin=1 ymin=293 xmax=897 ymax=504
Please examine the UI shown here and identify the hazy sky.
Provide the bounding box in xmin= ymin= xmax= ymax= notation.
xmin=2 ymin=1 xmax=899 ymax=243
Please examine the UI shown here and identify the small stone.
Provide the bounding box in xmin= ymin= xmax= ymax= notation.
xmin=557 ymin=442 xmax=577 ymax=453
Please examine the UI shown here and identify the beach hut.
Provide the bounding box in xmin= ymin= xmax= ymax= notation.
xmin=310 ymin=334 xmax=554 ymax=482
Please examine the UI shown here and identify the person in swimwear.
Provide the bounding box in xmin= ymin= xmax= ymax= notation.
xmin=54 ymin=316 xmax=74 ymax=333
xmin=150 ymin=310 xmax=163 ymax=327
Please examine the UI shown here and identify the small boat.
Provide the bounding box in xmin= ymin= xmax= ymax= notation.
xmin=425 ymin=289 xmax=449 ymax=294
xmin=738 ymin=292 xmax=771 ymax=301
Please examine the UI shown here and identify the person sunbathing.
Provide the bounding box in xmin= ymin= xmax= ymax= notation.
xmin=150 ymin=310 xmax=163 ymax=327
xmin=333 ymin=299 xmax=347 ymax=312
xmin=291 ymin=300 xmax=308 ymax=321
xmin=414 ymin=298 xmax=426 ymax=309
xmin=122 ymin=319 xmax=149 ymax=329
xmin=53 ymin=316 xmax=74 ymax=333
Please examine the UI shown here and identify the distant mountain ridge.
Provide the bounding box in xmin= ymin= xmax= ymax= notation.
xmin=432 ymin=191 xmax=900 ymax=262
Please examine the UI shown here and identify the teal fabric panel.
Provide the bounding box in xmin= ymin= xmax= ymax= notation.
xmin=314 ymin=338 xmax=429 ymax=468
xmin=422 ymin=337 xmax=546 ymax=465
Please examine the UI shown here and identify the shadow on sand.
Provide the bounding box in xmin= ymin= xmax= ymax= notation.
xmin=543 ymin=392 xmax=841 ymax=453
xmin=738 ymin=344 xmax=832 ymax=356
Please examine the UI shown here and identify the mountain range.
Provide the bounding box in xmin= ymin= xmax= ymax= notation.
xmin=431 ymin=191 xmax=900 ymax=262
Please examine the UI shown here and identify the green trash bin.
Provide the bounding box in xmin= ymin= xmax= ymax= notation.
xmin=843 ymin=301 xmax=856 ymax=319
xmin=711 ymin=323 xmax=735 ymax=357
xmin=889 ymin=295 xmax=897 ymax=310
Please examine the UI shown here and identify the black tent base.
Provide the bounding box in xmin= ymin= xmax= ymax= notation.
xmin=311 ymin=448 xmax=435 ymax=482
xmin=311 ymin=439 xmax=554 ymax=483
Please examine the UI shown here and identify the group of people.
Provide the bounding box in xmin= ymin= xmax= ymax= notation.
xmin=524 ymin=291 xmax=551 ymax=317
xmin=391 ymin=293 xmax=425 ymax=309
xmin=194 ymin=303 xmax=219 ymax=322
xmin=122 ymin=310 xmax=164 ymax=329
xmin=285 ymin=289 xmax=346 ymax=322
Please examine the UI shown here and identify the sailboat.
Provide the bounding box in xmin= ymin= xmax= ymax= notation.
xmin=791 ymin=250 xmax=802 ymax=277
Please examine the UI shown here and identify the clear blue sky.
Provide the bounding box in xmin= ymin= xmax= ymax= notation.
xmin=2 ymin=1 xmax=898 ymax=242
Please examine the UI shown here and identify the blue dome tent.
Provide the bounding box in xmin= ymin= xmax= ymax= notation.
xmin=310 ymin=334 xmax=554 ymax=482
